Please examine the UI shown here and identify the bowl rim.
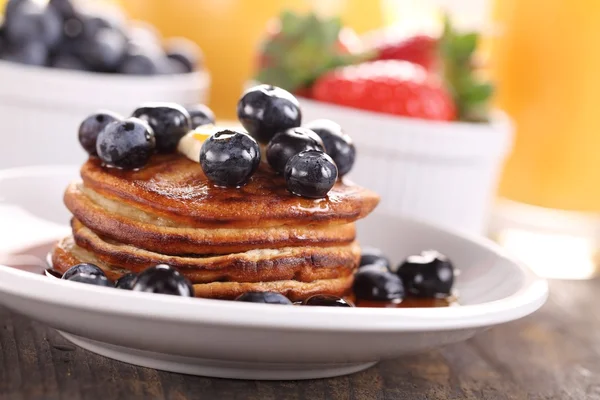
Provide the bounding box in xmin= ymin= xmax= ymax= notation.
xmin=0 ymin=165 xmax=548 ymax=333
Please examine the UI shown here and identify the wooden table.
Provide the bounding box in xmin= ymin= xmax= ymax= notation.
xmin=1 ymin=279 xmax=598 ymax=400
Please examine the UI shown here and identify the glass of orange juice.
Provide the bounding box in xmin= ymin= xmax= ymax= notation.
xmin=489 ymin=0 xmax=600 ymax=278
xmin=120 ymin=0 xmax=384 ymax=120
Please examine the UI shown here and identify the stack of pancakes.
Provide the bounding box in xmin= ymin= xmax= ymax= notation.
xmin=52 ymin=153 xmax=379 ymax=300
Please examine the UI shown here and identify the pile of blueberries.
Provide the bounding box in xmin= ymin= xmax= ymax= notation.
xmin=0 ymin=0 xmax=200 ymax=74
xmin=56 ymin=248 xmax=455 ymax=307
xmin=78 ymin=84 xmax=355 ymax=199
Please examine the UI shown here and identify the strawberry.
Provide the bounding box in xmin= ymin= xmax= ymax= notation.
xmin=312 ymin=60 xmax=456 ymax=121
xmin=254 ymin=11 xmax=370 ymax=96
xmin=366 ymin=33 xmax=438 ymax=72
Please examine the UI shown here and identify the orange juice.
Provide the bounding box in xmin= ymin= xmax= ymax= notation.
xmin=490 ymin=0 xmax=600 ymax=212
xmin=121 ymin=0 xmax=384 ymax=120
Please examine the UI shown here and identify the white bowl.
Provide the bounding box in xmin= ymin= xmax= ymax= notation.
xmin=0 ymin=166 xmax=547 ymax=380
xmin=301 ymin=98 xmax=514 ymax=234
xmin=0 ymin=61 xmax=210 ymax=169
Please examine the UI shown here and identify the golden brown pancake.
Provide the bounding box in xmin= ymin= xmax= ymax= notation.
xmin=65 ymin=183 xmax=356 ymax=255
xmin=52 ymin=236 xmax=357 ymax=301
xmin=52 ymin=152 xmax=379 ymax=300
xmin=80 ymin=154 xmax=379 ymax=228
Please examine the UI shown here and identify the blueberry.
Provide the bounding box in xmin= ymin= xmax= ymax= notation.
xmin=359 ymin=247 xmax=391 ymax=270
xmin=67 ymin=273 xmax=113 ymax=287
xmin=115 ymin=273 xmax=137 ymax=290
xmin=199 ymin=129 xmax=261 ymax=187
xmin=237 ymin=84 xmax=302 ymax=144
xmin=165 ymin=37 xmax=201 ymax=73
xmin=235 ymin=292 xmax=292 ymax=305
xmin=303 ymin=295 xmax=353 ymax=307
xmin=96 ymin=117 xmax=156 ymax=170
xmin=132 ymin=264 xmax=194 ymax=296
xmin=79 ymin=27 xmax=127 ymax=72
xmin=62 ymin=263 xmax=105 ymax=280
xmin=187 ymin=104 xmax=215 ymax=128
xmin=78 ymin=111 xmax=122 ymax=156
xmin=397 ymin=250 xmax=455 ymax=298
xmin=1 ymin=40 xmax=48 ymax=66
xmin=304 ymin=119 xmax=355 ymax=177
xmin=118 ymin=51 xmax=163 ymax=75
xmin=284 ymin=150 xmax=337 ymax=198
xmin=47 ymin=0 xmax=76 ymax=20
xmin=132 ymin=103 xmax=191 ymax=153
xmin=353 ymin=268 xmax=404 ymax=301
xmin=4 ymin=1 xmax=62 ymax=48
xmin=266 ymin=127 xmax=325 ymax=174
xmin=50 ymin=51 xmax=88 ymax=70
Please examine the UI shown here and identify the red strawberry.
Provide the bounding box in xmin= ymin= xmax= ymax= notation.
xmin=365 ymin=32 xmax=438 ymax=71
xmin=312 ymin=60 xmax=456 ymax=121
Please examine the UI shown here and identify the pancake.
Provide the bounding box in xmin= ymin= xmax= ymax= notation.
xmin=52 ymin=152 xmax=379 ymax=301
xmin=80 ymin=154 xmax=379 ymax=228
xmin=52 ymin=236 xmax=356 ymax=301
xmin=65 ymin=182 xmax=356 ymax=255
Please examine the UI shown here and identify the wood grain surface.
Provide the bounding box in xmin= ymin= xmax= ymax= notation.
xmin=1 ymin=279 xmax=599 ymax=400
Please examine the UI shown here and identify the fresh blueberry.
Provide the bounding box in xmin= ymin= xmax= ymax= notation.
xmin=2 ymin=40 xmax=48 ymax=66
xmin=359 ymin=247 xmax=391 ymax=270
xmin=118 ymin=51 xmax=163 ymax=75
xmin=397 ymin=250 xmax=455 ymax=298
xmin=96 ymin=117 xmax=156 ymax=170
xmin=4 ymin=1 xmax=62 ymax=48
xmin=132 ymin=264 xmax=194 ymax=296
xmin=50 ymin=51 xmax=88 ymax=70
xmin=304 ymin=119 xmax=355 ymax=177
xmin=237 ymin=84 xmax=302 ymax=144
xmin=78 ymin=111 xmax=122 ymax=156
xmin=67 ymin=273 xmax=113 ymax=287
xmin=79 ymin=27 xmax=127 ymax=72
xmin=353 ymin=268 xmax=404 ymax=302
xmin=303 ymin=295 xmax=353 ymax=307
xmin=266 ymin=127 xmax=325 ymax=174
xmin=132 ymin=103 xmax=191 ymax=153
xmin=199 ymin=129 xmax=261 ymax=187
xmin=235 ymin=292 xmax=292 ymax=305
xmin=62 ymin=263 xmax=105 ymax=280
xmin=47 ymin=0 xmax=76 ymax=20
xmin=115 ymin=273 xmax=137 ymax=290
xmin=284 ymin=150 xmax=338 ymax=198
xmin=165 ymin=37 xmax=201 ymax=73
xmin=187 ymin=104 xmax=215 ymax=128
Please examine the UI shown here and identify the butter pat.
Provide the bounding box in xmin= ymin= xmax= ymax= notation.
xmin=177 ymin=125 xmax=221 ymax=162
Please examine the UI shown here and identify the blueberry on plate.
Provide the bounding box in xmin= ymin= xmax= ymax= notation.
xmin=164 ymin=37 xmax=201 ymax=73
xmin=304 ymin=119 xmax=355 ymax=177
xmin=96 ymin=117 xmax=156 ymax=170
xmin=115 ymin=273 xmax=137 ymax=290
xmin=67 ymin=273 xmax=113 ymax=287
xmin=266 ymin=127 xmax=324 ymax=174
xmin=50 ymin=51 xmax=89 ymax=71
xmin=199 ymin=129 xmax=261 ymax=187
xmin=235 ymin=292 xmax=292 ymax=305
xmin=237 ymin=84 xmax=302 ymax=144
xmin=118 ymin=50 xmax=164 ymax=75
xmin=359 ymin=247 xmax=391 ymax=270
xmin=186 ymin=104 xmax=216 ymax=129
xmin=132 ymin=103 xmax=192 ymax=153
xmin=62 ymin=263 xmax=105 ymax=280
xmin=397 ymin=250 xmax=455 ymax=298
xmin=284 ymin=150 xmax=338 ymax=199
xmin=132 ymin=264 xmax=194 ymax=297
xmin=303 ymin=295 xmax=353 ymax=307
xmin=353 ymin=268 xmax=404 ymax=302
xmin=79 ymin=26 xmax=128 ymax=72
xmin=78 ymin=111 xmax=122 ymax=156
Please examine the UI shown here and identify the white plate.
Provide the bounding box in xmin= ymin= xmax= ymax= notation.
xmin=0 ymin=166 xmax=548 ymax=380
